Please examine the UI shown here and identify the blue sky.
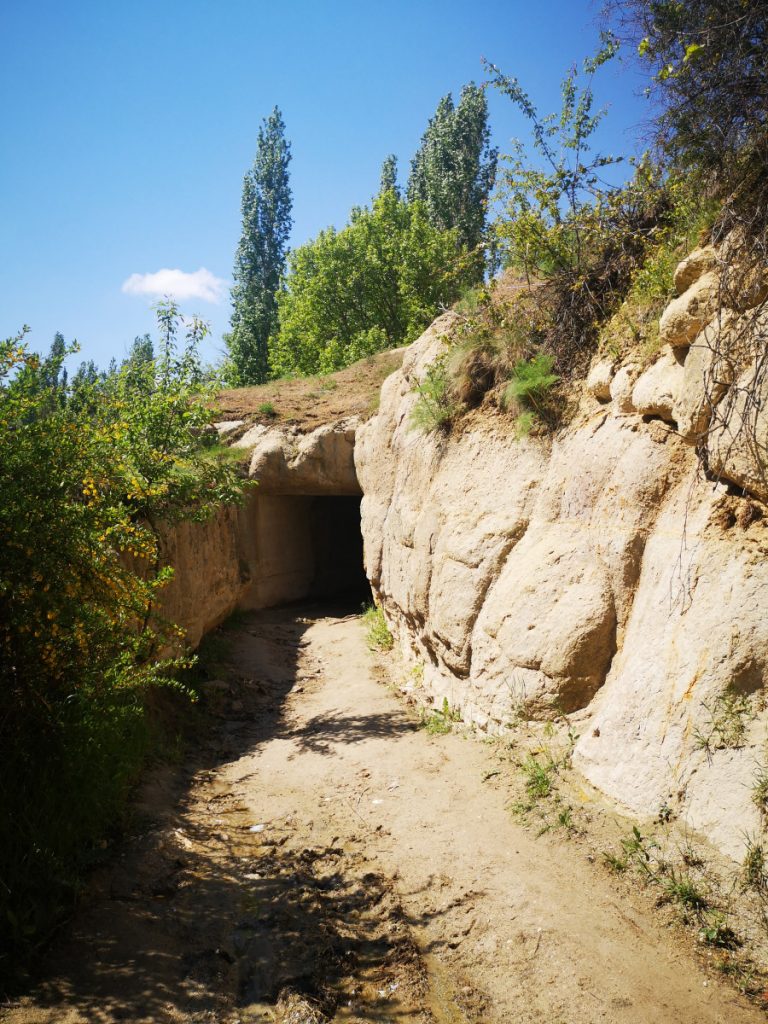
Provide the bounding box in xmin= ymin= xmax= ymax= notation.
xmin=0 ymin=0 xmax=650 ymax=369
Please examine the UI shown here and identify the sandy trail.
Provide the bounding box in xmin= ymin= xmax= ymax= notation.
xmin=2 ymin=606 xmax=763 ymax=1023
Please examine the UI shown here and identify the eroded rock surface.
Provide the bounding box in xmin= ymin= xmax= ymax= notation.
xmin=356 ymin=277 xmax=768 ymax=860
xmin=234 ymin=418 xmax=360 ymax=495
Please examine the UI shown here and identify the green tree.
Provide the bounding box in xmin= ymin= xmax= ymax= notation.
xmin=125 ymin=333 xmax=154 ymax=367
xmin=227 ymin=107 xmax=292 ymax=384
xmin=407 ymin=83 xmax=498 ymax=279
xmin=41 ymin=332 xmax=68 ymax=403
xmin=270 ymin=191 xmax=465 ymax=376
xmin=379 ymin=153 xmax=399 ymax=196
xmin=485 ymin=42 xmax=623 ymax=279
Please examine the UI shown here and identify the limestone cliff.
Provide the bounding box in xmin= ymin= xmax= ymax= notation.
xmin=356 ymin=252 xmax=768 ymax=861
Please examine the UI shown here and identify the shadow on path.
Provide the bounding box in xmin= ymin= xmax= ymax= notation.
xmin=5 ymin=603 xmax=456 ymax=1024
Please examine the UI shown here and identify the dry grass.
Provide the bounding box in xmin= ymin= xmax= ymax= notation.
xmin=215 ymin=349 xmax=405 ymax=431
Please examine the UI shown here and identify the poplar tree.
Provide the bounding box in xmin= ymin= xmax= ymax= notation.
xmin=407 ymin=84 xmax=498 ymax=280
xmin=378 ymin=154 xmax=399 ymax=196
xmin=228 ymin=107 xmax=292 ymax=384
xmin=44 ymin=332 xmax=68 ymax=396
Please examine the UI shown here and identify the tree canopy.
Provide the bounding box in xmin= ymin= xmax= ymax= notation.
xmin=270 ymin=191 xmax=465 ymax=377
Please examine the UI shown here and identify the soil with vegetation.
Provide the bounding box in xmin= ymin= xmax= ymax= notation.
xmin=2 ymin=605 xmax=763 ymax=1024
xmin=216 ymin=350 xmax=405 ymax=432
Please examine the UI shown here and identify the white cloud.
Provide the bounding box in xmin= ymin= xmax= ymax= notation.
xmin=121 ymin=267 xmax=227 ymax=304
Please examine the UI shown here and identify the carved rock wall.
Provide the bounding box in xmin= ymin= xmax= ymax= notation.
xmin=356 ymin=294 xmax=768 ymax=860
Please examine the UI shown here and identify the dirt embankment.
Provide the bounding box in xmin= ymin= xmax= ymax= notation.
xmin=2 ymin=607 xmax=761 ymax=1024
xmin=216 ymin=350 xmax=404 ymax=432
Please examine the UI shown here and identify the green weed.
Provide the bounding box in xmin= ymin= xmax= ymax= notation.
xmin=742 ymin=835 xmax=767 ymax=892
xmin=502 ymin=353 xmax=558 ymax=409
xmin=409 ymin=355 xmax=457 ymax=433
xmin=660 ymin=870 xmax=709 ymax=911
xmin=520 ymin=754 xmax=555 ymax=801
xmin=500 ymin=353 xmax=558 ymax=438
xmin=557 ymin=805 xmax=574 ymax=830
xmin=619 ymin=825 xmax=659 ymax=877
xmin=693 ymin=691 xmax=753 ymax=754
xmin=421 ymin=697 xmax=462 ymax=735
xmin=603 ymin=851 xmax=629 ymax=873
xmin=362 ymin=604 xmax=394 ymax=653
xmin=699 ymin=911 xmax=741 ymax=950
xmin=257 ymin=401 xmax=278 ymax=418
xmin=752 ymin=762 xmax=768 ymax=817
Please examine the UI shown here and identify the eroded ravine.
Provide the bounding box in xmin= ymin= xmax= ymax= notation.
xmin=2 ymin=606 xmax=763 ymax=1024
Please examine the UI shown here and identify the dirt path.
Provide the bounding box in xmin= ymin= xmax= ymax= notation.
xmin=3 ymin=606 xmax=764 ymax=1024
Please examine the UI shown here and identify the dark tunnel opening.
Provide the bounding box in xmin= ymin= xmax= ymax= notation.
xmin=308 ymin=496 xmax=371 ymax=605
xmin=239 ymin=492 xmax=372 ymax=612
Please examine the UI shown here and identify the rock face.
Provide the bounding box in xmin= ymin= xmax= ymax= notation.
xmin=631 ymin=349 xmax=684 ymax=421
xmin=659 ymin=270 xmax=721 ymax=348
xmin=356 ymin=279 xmax=768 ymax=861
xmin=234 ymin=418 xmax=361 ymax=495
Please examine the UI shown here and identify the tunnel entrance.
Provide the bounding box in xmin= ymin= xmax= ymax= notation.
xmin=243 ymin=492 xmax=370 ymax=611
xmin=308 ymin=496 xmax=370 ymax=602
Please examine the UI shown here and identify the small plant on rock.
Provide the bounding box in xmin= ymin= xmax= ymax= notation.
xmin=409 ymin=354 xmax=458 ymax=433
xmin=743 ymin=835 xmax=768 ymax=892
xmin=752 ymin=761 xmax=768 ymax=819
xmin=693 ymin=691 xmax=753 ymax=755
xmin=500 ymin=353 xmax=559 ymax=438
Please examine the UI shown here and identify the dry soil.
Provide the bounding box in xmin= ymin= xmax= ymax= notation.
xmin=2 ymin=606 xmax=764 ymax=1023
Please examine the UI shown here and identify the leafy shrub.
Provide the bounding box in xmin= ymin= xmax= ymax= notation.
xmin=612 ymin=3 xmax=768 ymax=494
xmin=616 ymin=0 xmax=768 ymax=193
xmin=0 ymin=305 xmax=246 ymax=982
xmin=420 ymin=697 xmax=462 ymax=735
xmin=597 ymin=177 xmax=717 ymax=359
xmin=486 ymin=48 xmax=678 ymax=376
